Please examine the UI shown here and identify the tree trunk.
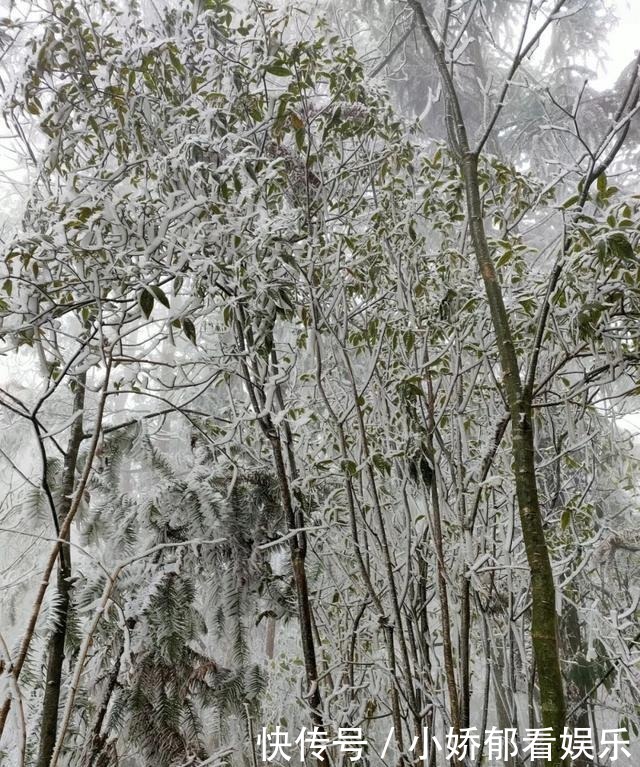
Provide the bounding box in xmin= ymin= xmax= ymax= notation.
xmin=234 ymin=314 xmax=324 ymax=727
xmin=563 ymin=600 xmax=590 ymax=767
xmin=269 ymin=432 xmax=323 ymax=725
xmin=82 ymin=633 xmax=125 ymax=767
xmin=265 ymin=616 xmax=276 ymax=660
xmin=409 ymin=8 xmax=567 ymax=763
xmin=465 ymin=148 xmax=566 ymax=767
xmin=492 ymin=630 xmax=522 ymax=767
xmin=37 ymin=375 xmax=86 ymax=767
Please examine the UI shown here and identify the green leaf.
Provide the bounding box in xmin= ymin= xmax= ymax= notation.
xmin=76 ymin=206 xmax=93 ymax=223
xmin=168 ymin=45 xmax=185 ymax=75
xmin=372 ymin=453 xmax=391 ymax=475
xmin=495 ymin=250 xmax=513 ymax=268
xmin=150 ymin=285 xmax=170 ymax=308
xmin=403 ymin=330 xmax=415 ymax=353
xmin=561 ymin=194 xmax=580 ymax=209
xmin=266 ymin=64 xmax=291 ymax=77
xmin=341 ymin=459 xmax=358 ymax=477
xmin=398 ymin=380 xmax=424 ymax=400
xmin=183 ymin=317 xmax=197 ymax=345
xmin=561 ymin=510 xmax=570 ymax=530
xmin=576 ymin=301 xmax=605 ymax=340
xmin=139 ymin=288 xmax=154 ymax=318
xmin=607 ymin=232 xmax=634 ymax=262
xmin=245 ymin=161 xmax=258 ymax=184
xmin=596 ymin=173 xmax=607 ymax=194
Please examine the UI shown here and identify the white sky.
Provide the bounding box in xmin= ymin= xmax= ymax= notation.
xmin=592 ymin=0 xmax=640 ymax=90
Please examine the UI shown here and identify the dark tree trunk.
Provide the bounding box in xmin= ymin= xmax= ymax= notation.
xmin=563 ymin=600 xmax=590 ymax=767
xmin=37 ymin=376 xmax=86 ymax=767
xmin=82 ymin=634 xmax=125 ymax=767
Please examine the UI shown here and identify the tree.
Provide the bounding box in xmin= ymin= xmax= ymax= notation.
xmin=404 ymin=2 xmax=639 ymax=764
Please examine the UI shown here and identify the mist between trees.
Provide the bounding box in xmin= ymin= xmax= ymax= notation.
xmin=0 ymin=1 xmax=639 ymax=766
